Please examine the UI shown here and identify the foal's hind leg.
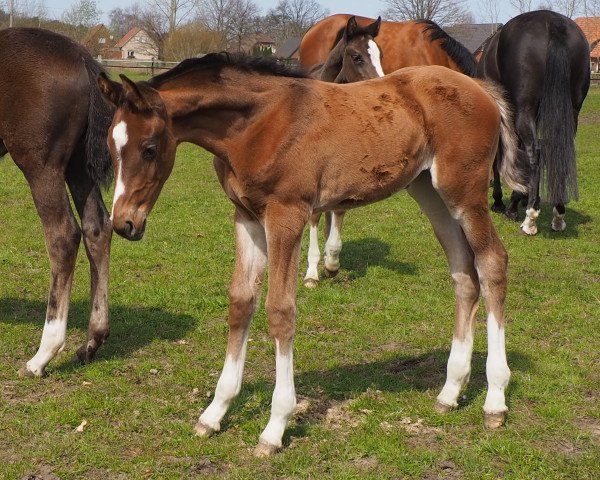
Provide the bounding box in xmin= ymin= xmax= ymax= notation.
xmin=19 ymin=172 xmax=81 ymax=377
xmin=66 ymin=164 xmax=112 ymax=363
xmin=407 ymin=173 xmax=480 ymax=412
xmin=196 ymin=207 xmax=267 ymax=437
xmin=304 ymin=212 xmax=322 ymax=288
xmin=323 ymin=210 xmax=345 ymax=277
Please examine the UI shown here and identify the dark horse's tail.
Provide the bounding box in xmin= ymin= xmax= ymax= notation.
xmin=537 ymin=25 xmax=578 ymax=204
xmin=83 ymin=58 xmax=115 ymax=189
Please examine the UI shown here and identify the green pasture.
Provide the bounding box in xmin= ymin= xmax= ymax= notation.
xmin=0 ymin=86 xmax=599 ymax=479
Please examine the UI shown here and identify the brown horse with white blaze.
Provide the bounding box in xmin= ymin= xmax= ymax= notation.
xmin=98 ymin=53 xmax=522 ymax=455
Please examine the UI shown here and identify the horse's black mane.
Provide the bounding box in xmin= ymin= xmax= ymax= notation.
xmin=149 ymin=52 xmax=309 ymax=87
xmin=417 ymin=19 xmax=477 ymax=77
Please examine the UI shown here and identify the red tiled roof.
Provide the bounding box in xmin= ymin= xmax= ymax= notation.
xmin=115 ymin=27 xmax=142 ymax=48
xmin=575 ymin=17 xmax=600 ymax=57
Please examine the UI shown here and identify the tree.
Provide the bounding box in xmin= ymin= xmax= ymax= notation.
xmin=62 ymin=0 xmax=101 ymax=29
xmin=108 ymin=4 xmax=144 ymax=37
xmin=145 ymin=0 xmax=197 ymax=35
xmin=199 ymin=0 xmax=261 ymax=50
xmin=162 ymin=21 xmax=223 ymax=60
xmin=509 ymin=0 xmax=535 ymax=13
xmin=262 ymin=0 xmax=329 ymax=45
xmin=382 ymin=0 xmax=472 ymax=26
xmin=477 ymin=0 xmax=500 ymax=24
xmin=551 ymin=0 xmax=584 ymax=17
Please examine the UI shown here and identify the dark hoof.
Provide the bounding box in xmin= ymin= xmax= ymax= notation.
xmin=484 ymin=411 xmax=506 ymax=429
xmin=434 ymin=401 xmax=454 ymax=414
xmin=324 ymin=268 xmax=339 ymax=278
xmin=194 ymin=421 xmax=216 ymax=438
xmin=75 ymin=343 xmax=97 ymax=364
xmin=504 ymin=210 xmax=518 ymax=221
xmin=254 ymin=441 xmax=281 ymax=457
xmin=18 ymin=365 xmax=38 ymax=378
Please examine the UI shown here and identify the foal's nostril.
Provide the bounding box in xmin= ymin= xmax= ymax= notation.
xmin=124 ymin=220 xmax=135 ymax=237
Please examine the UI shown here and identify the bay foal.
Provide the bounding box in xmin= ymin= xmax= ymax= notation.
xmin=98 ymin=54 xmax=523 ymax=455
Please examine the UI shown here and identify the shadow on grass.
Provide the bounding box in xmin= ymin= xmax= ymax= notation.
xmin=337 ymin=237 xmax=418 ymax=280
xmin=0 ymin=297 xmax=197 ymax=364
xmin=225 ymin=348 xmax=532 ymax=444
xmin=492 ymin=202 xmax=592 ymax=238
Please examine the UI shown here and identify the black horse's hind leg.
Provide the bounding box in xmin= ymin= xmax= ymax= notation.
xmin=19 ymin=170 xmax=82 ymax=377
xmin=490 ymin=160 xmax=505 ymax=213
xmin=551 ymin=203 xmax=567 ymax=232
xmin=0 ymin=139 xmax=7 ymax=157
xmin=66 ymin=159 xmax=112 ymax=363
xmin=504 ymin=190 xmax=523 ymax=221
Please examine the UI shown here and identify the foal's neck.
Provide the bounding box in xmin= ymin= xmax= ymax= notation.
xmin=160 ymin=70 xmax=293 ymax=161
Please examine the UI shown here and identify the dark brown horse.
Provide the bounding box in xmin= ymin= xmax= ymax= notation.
xmin=0 ymin=28 xmax=113 ymax=376
xmin=300 ymin=13 xmax=477 ymax=286
xmin=98 ymin=53 xmax=523 ymax=455
xmin=477 ymin=10 xmax=590 ymax=234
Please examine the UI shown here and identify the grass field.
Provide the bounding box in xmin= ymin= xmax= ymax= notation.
xmin=0 ymin=83 xmax=599 ymax=479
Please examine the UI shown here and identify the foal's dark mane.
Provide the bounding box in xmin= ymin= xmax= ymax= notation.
xmin=149 ymin=53 xmax=309 ymax=88
xmin=417 ymin=19 xmax=477 ymax=77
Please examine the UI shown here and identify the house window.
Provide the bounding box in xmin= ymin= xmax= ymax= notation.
xmin=98 ymin=37 xmax=106 ymax=44
xmin=127 ymin=50 xmax=135 ymax=58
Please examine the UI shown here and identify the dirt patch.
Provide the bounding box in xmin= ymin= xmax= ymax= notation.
xmin=20 ymin=462 xmax=59 ymax=480
xmin=381 ymin=416 xmax=443 ymax=451
xmin=293 ymin=395 xmax=364 ymax=429
xmin=421 ymin=459 xmax=464 ymax=479
xmin=191 ymin=458 xmax=228 ymax=476
xmin=573 ymin=416 xmax=600 ymax=443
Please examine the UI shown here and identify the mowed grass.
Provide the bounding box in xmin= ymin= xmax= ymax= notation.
xmin=0 ymin=84 xmax=599 ymax=480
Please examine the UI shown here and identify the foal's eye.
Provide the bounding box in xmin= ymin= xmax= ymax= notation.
xmin=351 ymin=54 xmax=364 ymax=64
xmin=142 ymin=144 xmax=157 ymax=161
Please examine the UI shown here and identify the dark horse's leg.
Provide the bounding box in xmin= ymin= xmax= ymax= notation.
xmin=504 ymin=190 xmax=525 ymax=221
xmin=491 ymin=160 xmax=505 ymax=213
xmin=66 ymin=157 xmax=112 ymax=363
xmin=18 ymin=167 xmax=82 ymax=377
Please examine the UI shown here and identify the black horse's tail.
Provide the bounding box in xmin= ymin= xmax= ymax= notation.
xmin=84 ymin=58 xmax=115 ymax=189
xmin=537 ymin=29 xmax=578 ymax=204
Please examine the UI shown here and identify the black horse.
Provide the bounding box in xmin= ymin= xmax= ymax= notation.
xmin=477 ymin=10 xmax=590 ymax=234
xmin=0 ymin=28 xmax=114 ymax=376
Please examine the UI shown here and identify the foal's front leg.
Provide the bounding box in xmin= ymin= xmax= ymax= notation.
xmin=255 ymin=204 xmax=307 ymax=456
xmin=19 ymin=172 xmax=81 ymax=377
xmin=67 ymin=169 xmax=112 ymax=363
xmin=195 ymin=209 xmax=267 ymax=436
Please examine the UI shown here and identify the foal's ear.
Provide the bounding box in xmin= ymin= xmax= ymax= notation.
xmin=366 ymin=17 xmax=382 ymax=38
xmin=345 ymin=16 xmax=359 ymax=38
xmin=119 ymin=74 xmax=151 ymax=112
xmin=97 ymin=72 xmax=122 ymax=106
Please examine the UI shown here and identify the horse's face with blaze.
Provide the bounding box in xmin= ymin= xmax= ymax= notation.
xmin=98 ymin=73 xmax=175 ymax=241
xmin=336 ymin=16 xmax=384 ymax=83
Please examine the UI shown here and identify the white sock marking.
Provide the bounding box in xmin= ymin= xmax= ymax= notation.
xmin=520 ymin=207 xmax=539 ymax=235
xmin=367 ymin=40 xmax=385 ymax=77
xmin=437 ymin=335 xmax=473 ymax=407
xmin=305 ymin=221 xmax=320 ymax=283
xmin=26 ymin=316 xmax=68 ymax=376
xmin=483 ymin=313 xmax=510 ymax=414
xmin=259 ymin=340 xmax=296 ymax=448
xmin=324 ymin=213 xmax=342 ymax=272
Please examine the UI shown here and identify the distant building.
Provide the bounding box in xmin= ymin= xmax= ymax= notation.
xmin=238 ymin=32 xmax=277 ymax=55
xmin=113 ymin=27 xmax=159 ymax=61
xmin=277 ymin=37 xmax=302 ymax=62
xmin=575 ymin=17 xmax=600 ymax=72
xmin=444 ymin=23 xmax=502 ymax=54
xmin=81 ymin=24 xmax=116 ymax=59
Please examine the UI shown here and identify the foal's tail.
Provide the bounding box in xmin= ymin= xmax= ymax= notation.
xmin=481 ymin=81 xmax=527 ymax=193
xmin=537 ymin=31 xmax=578 ymax=204
xmin=84 ymin=58 xmax=115 ymax=189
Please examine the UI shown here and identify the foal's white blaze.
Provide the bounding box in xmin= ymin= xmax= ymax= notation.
xmin=437 ymin=334 xmax=474 ymax=408
xmin=111 ymin=120 xmax=129 ymax=219
xmin=199 ymin=331 xmax=250 ymax=431
xmin=367 ymin=40 xmax=385 ymax=77
xmin=26 ymin=316 xmax=68 ymax=376
xmin=483 ymin=313 xmax=510 ymax=414
xmin=259 ymin=339 xmax=296 ymax=448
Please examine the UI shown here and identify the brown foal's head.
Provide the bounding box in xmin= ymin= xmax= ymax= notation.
xmin=335 ymin=16 xmax=384 ymax=83
xmin=98 ymin=73 xmax=176 ymax=241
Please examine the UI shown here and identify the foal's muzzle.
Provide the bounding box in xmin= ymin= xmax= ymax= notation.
xmin=114 ymin=217 xmax=147 ymax=241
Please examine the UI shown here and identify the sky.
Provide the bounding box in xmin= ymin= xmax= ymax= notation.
xmin=37 ymin=0 xmax=517 ymax=25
